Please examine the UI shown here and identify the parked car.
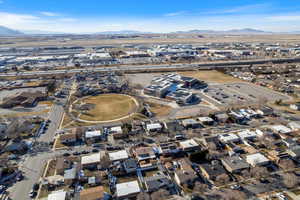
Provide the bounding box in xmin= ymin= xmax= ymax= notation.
xmin=73 ymin=152 xmax=81 ymax=156
xmin=33 ymin=183 xmax=40 ymax=191
xmin=81 ymin=150 xmax=89 ymax=154
xmin=92 ymin=149 xmax=99 ymax=153
xmin=63 ymin=153 xmax=70 ymax=157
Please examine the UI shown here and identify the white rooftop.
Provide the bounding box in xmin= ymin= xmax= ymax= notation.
xmin=48 ymin=190 xmax=66 ymax=200
xmin=81 ymin=153 xmax=101 ymax=165
xmin=198 ymin=117 xmax=214 ymax=122
xmin=288 ymin=121 xmax=300 ymax=131
xmin=238 ymin=129 xmax=258 ymax=139
xmin=108 ymin=150 xmax=129 ymax=161
xmin=146 ymin=123 xmax=162 ymax=131
xmin=110 ymin=126 xmax=123 ymax=134
xmin=246 ymin=153 xmax=269 ymax=166
xmin=179 ymin=139 xmax=199 ymax=149
xmin=116 ymin=181 xmax=140 ymax=197
xmin=85 ymin=130 xmax=101 ymax=138
xmin=270 ymin=125 xmax=292 ymax=134
xmin=219 ymin=133 xmax=239 ymax=142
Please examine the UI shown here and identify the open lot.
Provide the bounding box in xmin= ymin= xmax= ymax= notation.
xmin=0 ymin=87 xmax=46 ymax=101
xmin=3 ymin=34 xmax=300 ymax=47
xmin=179 ymin=70 xmax=243 ymax=83
xmin=78 ymin=94 xmax=138 ymax=122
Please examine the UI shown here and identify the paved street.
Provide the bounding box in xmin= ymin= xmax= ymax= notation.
xmin=1 ymin=57 xmax=300 ymax=77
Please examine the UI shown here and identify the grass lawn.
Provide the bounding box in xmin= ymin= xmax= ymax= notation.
xmin=79 ymin=94 xmax=137 ymax=122
xmin=146 ymin=102 xmax=172 ymax=117
xmin=179 ymin=70 xmax=243 ymax=83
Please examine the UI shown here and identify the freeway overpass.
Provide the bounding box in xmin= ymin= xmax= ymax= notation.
xmin=1 ymin=57 xmax=300 ymax=77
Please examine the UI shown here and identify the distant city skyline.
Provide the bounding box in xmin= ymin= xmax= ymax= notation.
xmin=0 ymin=0 xmax=300 ymax=33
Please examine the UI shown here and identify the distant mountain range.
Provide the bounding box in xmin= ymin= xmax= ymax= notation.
xmin=94 ymin=30 xmax=149 ymax=35
xmin=173 ymin=28 xmax=271 ymax=35
xmin=0 ymin=26 xmax=23 ymax=35
xmin=0 ymin=26 xmax=299 ymax=36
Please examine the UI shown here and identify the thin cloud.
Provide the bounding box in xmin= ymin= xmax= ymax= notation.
xmin=203 ymin=3 xmax=270 ymax=15
xmin=0 ymin=1 xmax=4 ymax=4
xmin=164 ymin=11 xmax=187 ymax=17
xmin=39 ymin=11 xmax=60 ymax=17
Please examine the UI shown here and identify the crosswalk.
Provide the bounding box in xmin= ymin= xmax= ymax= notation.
xmin=0 ymin=193 xmax=11 ymax=200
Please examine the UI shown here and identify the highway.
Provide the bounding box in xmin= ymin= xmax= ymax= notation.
xmin=1 ymin=57 xmax=300 ymax=77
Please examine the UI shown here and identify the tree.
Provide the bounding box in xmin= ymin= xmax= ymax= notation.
xmin=136 ymin=192 xmax=151 ymax=200
xmin=278 ymin=159 xmax=295 ymax=170
xmin=215 ymin=173 xmax=230 ymax=185
xmin=151 ymin=189 xmax=169 ymax=200
xmin=282 ymin=173 xmax=298 ymax=189
xmin=193 ymin=181 xmax=208 ymax=194
xmin=220 ymin=189 xmax=247 ymax=200
xmin=100 ymin=155 xmax=111 ymax=169
xmin=250 ymin=166 xmax=269 ymax=178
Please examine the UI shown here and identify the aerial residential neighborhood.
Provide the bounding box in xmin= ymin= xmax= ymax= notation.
xmin=0 ymin=0 xmax=300 ymax=200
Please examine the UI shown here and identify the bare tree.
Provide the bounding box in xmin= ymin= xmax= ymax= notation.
xmin=220 ymin=189 xmax=247 ymax=200
xmin=193 ymin=181 xmax=208 ymax=194
xmin=136 ymin=192 xmax=151 ymax=200
xmin=215 ymin=173 xmax=230 ymax=185
xmin=282 ymin=173 xmax=298 ymax=189
xmin=278 ymin=159 xmax=295 ymax=170
xmin=100 ymin=155 xmax=111 ymax=169
xmin=250 ymin=166 xmax=269 ymax=178
xmin=151 ymin=189 xmax=169 ymax=200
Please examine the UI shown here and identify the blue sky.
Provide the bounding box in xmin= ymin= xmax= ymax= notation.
xmin=0 ymin=0 xmax=300 ymax=33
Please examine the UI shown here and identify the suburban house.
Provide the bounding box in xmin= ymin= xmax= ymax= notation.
xmin=85 ymin=130 xmax=102 ymax=144
xmin=133 ymin=146 xmax=157 ymax=169
xmin=198 ymin=117 xmax=214 ymax=126
xmin=221 ymin=156 xmax=250 ymax=173
xmin=157 ymin=142 xmax=180 ymax=156
xmin=81 ymin=152 xmax=105 ymax=169
xmin=146 ymin=123 xmax=163 ymax=132
xmin=174 ymin=159 xmax=198 ymax=187
xmin=110 ymin=126 xmax=125 ymax=139
xmin=219 ymin=133 xmax=240 ymax=143
xmin=123 ymin=158 xmax=138 ymax=173
xmin=60 ymin=133 xmax=77 ymax=145
xmin=181 ymin=118 xmax=202 ymax=129
xmin=108 ymin=150 xmax=129 ymax=162
xmin=179 ymin=139 xmax=200 ymax=152
xmin=116 ymin=181 xmax=140 ymax=199
xmin=199 ymin=160 xmax=227 ymax=183
xmin=246 ymin=153 xmax=270 ymax=167
xmin=144 ymin=174 xmax=173 ymax=192
xmin=0 ymin=91 xmax=47 ymax=108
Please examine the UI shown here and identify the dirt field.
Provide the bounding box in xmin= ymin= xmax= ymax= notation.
xmin=3 ymin=34 xmax=300 ymax=48
xmin=79 ymin=94 xmax=137 ymax=121
xmin=180 ymin=70 xmax=243 ymax=83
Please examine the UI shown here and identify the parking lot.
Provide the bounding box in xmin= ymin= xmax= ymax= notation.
xmin=202 ymin=82 xmax=290 ymax=107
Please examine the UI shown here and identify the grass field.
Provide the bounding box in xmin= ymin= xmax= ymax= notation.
xmin=179 ymin=70 xmax=243 ymax=83
xmin=146 ymin=102 xmax=172 ymax=117
xmin=79 ymin=94 xmax=137 ymax=122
